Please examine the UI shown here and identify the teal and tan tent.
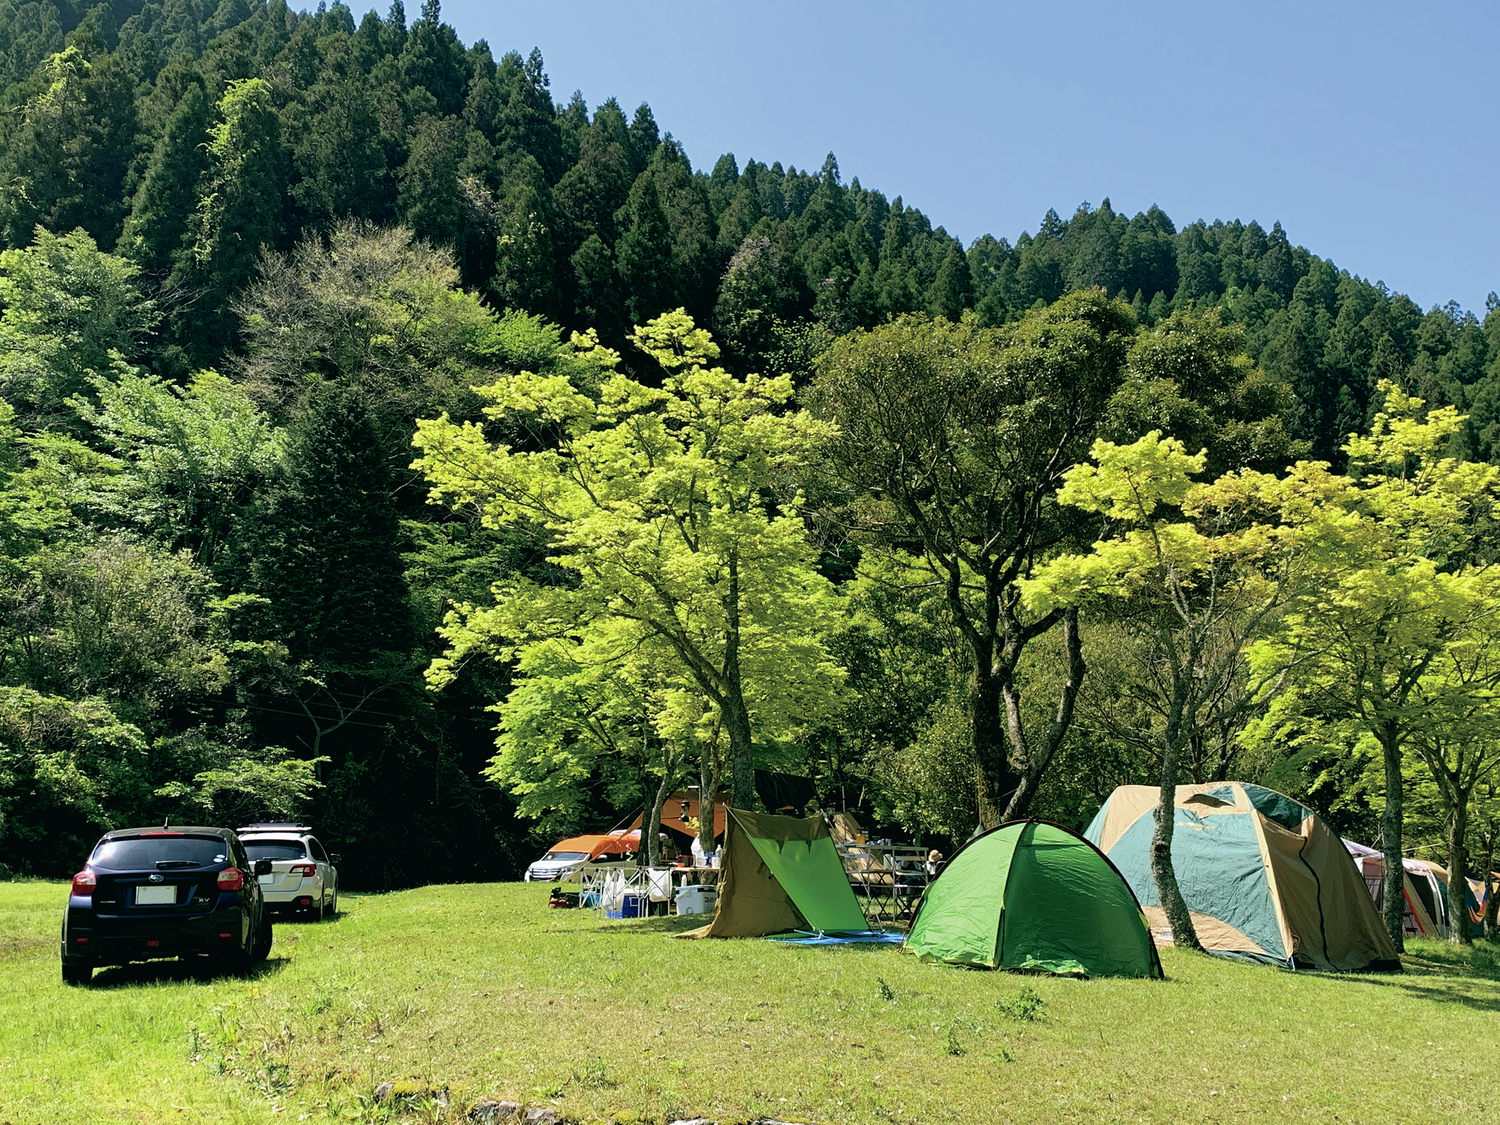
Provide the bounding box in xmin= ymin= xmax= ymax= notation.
xmin=1085 ymin=782 xmax=1401 ymax=972
xmin=905 ymin=820 xmax=1162 ymax=978
xmin=682 ymin=808 xmax=870 ymax=938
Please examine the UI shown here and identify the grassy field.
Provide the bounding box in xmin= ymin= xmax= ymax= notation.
xmin=2 ymin=880 xmax=1498 ymax=1125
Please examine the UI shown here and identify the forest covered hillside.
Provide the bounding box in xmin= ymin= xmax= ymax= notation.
xmin=1 ymin=0 xmax=1497 ymax=890
xmin=4 ymin=0 xmax=1497 ymax=456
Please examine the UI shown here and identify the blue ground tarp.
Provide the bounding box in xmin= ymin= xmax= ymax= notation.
xmin=764 ymin=930 xmax=905 ymax=945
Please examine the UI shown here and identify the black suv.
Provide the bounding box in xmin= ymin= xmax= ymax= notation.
xmin=60 ymin=825 xmax=273 ymax=985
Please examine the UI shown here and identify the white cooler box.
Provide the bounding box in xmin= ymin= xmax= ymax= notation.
xmin=674 ymin=884 xmax=717 ymax=915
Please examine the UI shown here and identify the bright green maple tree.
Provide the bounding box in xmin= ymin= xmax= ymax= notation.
xmin=1245 ymin=384 xmax=1500 ymax=949
xmin=1021 ymin=385 xmax=1500 ymax=953
xmin=1021 ymin=431 xmax=1341 ymax=952
xmin=413 ymin=310 xmax=845 ymax=811
xmin=489 ymin=625 xmax=726 ymax=865
xmin=1399 ymin=630 xmax=1500 ymax=945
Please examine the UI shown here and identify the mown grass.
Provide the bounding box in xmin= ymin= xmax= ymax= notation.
xmin=2 ymin=880 xmax=1498 ymax=1124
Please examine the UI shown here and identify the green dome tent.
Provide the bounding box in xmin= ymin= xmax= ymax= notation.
xmin=905 ymin=820 xmax=1163 ymax=978
xmin=1085 ymin=782 xmax=1401 ymax=972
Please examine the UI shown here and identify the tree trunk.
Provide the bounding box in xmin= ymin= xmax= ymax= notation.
xmin=1000 ymin=607 xmax=1086 ymax=821
xmin=1212 ymin=725 xmax=1235 ymax=782
xmin=948 ymin=560 xmax=1014 ymax=831
xmin=698 ymin=736 xmax=721 ymax=858
xmin=1186 ymin=731 xmax=1206 ymax=784
xmin=1379 ymin=727 xmax=1407 ymax=952
xmin=1446 ymin=789 xmax=1472 ymax=945
xmin=971 ymin=666 xmax=1015 ymax=828
xmin=1152 ymin=687 xmax=1203 ymax=953
xmin=722 ymin=547 xmax=756 ymax=811
xmin=645 ymin=764 xmax=674 ymax=870
xmin=723 ymin=691 xmax=754 ymax=810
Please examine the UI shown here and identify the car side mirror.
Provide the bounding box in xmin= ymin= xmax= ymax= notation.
xmin=329 ymin=854 xmax=341 ymax=865
xmin=253 ymin=858 xmax=273 ymax=876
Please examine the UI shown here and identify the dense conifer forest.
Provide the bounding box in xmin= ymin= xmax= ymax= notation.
xmin=1 ymin=0 xmax=1498 ymax=916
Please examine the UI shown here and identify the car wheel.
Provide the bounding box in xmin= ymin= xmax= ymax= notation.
xmin=250 ymin=909 xmax=273 ymax=964
xmin=61 ymin=962 xmax=92 ymax=986
xmin=327 ymin=884 xmax=338 ymax=919
xmin=309 ymin=894 xmax=324 ymax=922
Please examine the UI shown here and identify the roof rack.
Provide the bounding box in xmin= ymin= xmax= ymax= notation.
xmin=238 ymin=822 xmax=314 ymax=833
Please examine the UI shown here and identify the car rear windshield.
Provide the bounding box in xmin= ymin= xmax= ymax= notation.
xmin=244 ymin=841 xmax=308 ymax=861
xmin=91 ymin=835 xmax=227 ymax=869
xmin=544 ymin=851 xmax=588 ymax=862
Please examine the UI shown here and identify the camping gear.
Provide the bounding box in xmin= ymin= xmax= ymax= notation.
xmin=827 ymin=810 xmax=865 ymax=846
xmin=905 ymin=819 xmax=1162 ymax=978
xmin=610 ymin=892 xmax=645 ymax=919
xmin=594 ymin=870 xmax=636 ymax=918
xmin=828 ymin=810 xmax=932 ymax=924
xmin=646 ymin=868 xmax=673 ymax=903
xmin=1087 ymin=783 xmax=1400 ymax=971
xmin=582 ymin=863 xmax=703 ymax=916
xmin=680 ymin=808 xmax=870 ymax=938
xmin=674 ymin=885 xmax=716 ymax=915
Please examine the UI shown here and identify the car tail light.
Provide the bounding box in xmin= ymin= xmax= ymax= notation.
xmin=290 ymin=863 xmax=316 ymax=877
xmin=71 ymin=870 xmax=96 ymax=896
xmin=216 ymin=867 xmax=244 ymax=891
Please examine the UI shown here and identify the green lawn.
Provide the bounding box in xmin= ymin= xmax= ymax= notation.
xmin=2 ymin=880 xmax=1498 ymax=1124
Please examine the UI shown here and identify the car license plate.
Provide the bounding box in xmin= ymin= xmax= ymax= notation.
xmin=136 ymin=885 xmax=176 ymax=905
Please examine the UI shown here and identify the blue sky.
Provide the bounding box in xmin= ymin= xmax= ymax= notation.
xmin=437 ymin=0 xmax=1498 ymax=316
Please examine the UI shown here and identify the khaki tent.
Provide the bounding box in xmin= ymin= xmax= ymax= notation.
xmin=682 ymin=808 xmax=870 ymax=938
xmin=1343 ymin=842 xmax=1442 ymax=938
xmin=1086 ymin=783 xmax=1400 ymax=972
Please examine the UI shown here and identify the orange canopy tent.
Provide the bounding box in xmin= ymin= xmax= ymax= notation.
xmin=625 ymin=792 xmax=728 ymax=841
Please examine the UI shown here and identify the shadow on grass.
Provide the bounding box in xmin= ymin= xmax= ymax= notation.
xmin=1345 ymin=974 xmax=1500 ymax=1012
xmin=579 ymin=913 xmax=707 ymax=936
xmin=1305 ymin=940 xmax=1500 ymax=1011
xmin=1400 ymin=939 xmax=1500 ymax=981
xmin=85 ymin=954 xmax=291 ymax=990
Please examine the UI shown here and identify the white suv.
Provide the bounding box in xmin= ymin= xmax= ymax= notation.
xmin=238 ymin=823 xmax=340 ymax=921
